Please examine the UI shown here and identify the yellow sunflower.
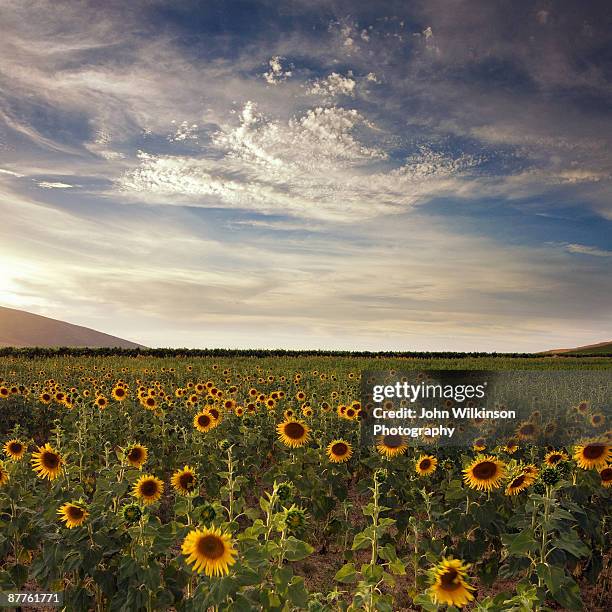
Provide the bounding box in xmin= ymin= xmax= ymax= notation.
xmin=132 ymin=475 xmax=164 ymax=505
xmin=326 ymin=440 xmax=352 ymax=463
xmin=57 ymin=502 xmax=89 ymax=528
xmin=522 ymin=464 xmax=539 ymax=478
xmin=31 ymin=444 xmax=64 ymax=481
xmin=193 ymin=410 xmax=217 ymax=433
xmin=463 ymin=455 xmax=506 ymax=492
xmin=182 ymin=527 xmax=237 ymax=577
xmin=125 ymin=444 xmax=148 ymax=469
xmin=599 ymin=466 xmax=612 ymax=488
xmin=112 ymin=386 xmax=128 ymax=402
xmin=505 ymin=473 xmax=534 ymax=496
xmin=516 ymin=421 xmax=539 ymax=440
xmin=416 ymin=455 xmax=438 ymax=476
xmin=503 ymin=439 xmax=519 ymax=454
xmin=276 ymin=420 xmax=311 ymax=448
xmin=0 ymin=463 xmax=9 ymax=487
xmin=3 ymin=439 xmax=26 ymax=461
xmin=429 ymin=558 xmax=475 ymax=608
xmin=573 ymin=443 xmax=611 ymax=470
xmin=376 ymin=435 xmax=408 ymax=458
xmin=171 ymin=466 xmax=198 ymax=496
xmin=544 ymin=450 xmax=568 ymax=466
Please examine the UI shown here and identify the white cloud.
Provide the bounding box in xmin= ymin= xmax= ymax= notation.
xmin=0 ymin=168 xmax=25 ymax=178
xmin=565 ymin=244 xmax=612 ymax=257
xmin=37 ymin=181 xmax=74 ymax=189
xmin=119 ymin=102 xmax=484 ymax=221
xmin=169 ymin=120 xmax=199 ymax=142
xmin=263 ymin=56 xmax=292 ymax=84
xmin=308 ymin=72 xmax=356 ymax=99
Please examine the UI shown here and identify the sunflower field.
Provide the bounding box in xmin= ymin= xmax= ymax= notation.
xmin=0 ymin=353 xmax=610 ymax=611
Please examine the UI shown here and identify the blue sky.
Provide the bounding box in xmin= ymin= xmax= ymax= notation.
xmin=0 ymin=0 xmax=611 ymax=351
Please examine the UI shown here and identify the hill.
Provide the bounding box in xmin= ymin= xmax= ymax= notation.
xmin=541 ymin=341 xmax=612 ymax=356
xmin=0 ymin=306 xmax=144 ymax=348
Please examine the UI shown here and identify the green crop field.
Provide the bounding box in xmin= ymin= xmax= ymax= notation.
xmin=0 ymin=353 xmax=610 ymax=611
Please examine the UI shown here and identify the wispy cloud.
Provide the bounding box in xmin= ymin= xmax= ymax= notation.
xmin=565 ymin=243 xmax=612 ymax=257
xmin=0 ymin=0 xmax=610 ymax=350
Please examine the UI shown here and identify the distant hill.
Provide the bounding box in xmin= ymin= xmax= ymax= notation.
xmin=540 ymin=341 xmax=612 ymax=356
xmin=0 ymin=306 xmax=144 ymax=348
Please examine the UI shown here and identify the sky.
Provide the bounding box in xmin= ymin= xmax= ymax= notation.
xmin=0 ymin=0 xmax=611 ymax=351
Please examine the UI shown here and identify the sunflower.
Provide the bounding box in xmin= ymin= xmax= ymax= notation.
xmin=573 ymin=443 xmax=611 ymax=470
xmin=544 ymin=450 xmax=568 ymax=466
xmin=599 ymin=466 xmax=612 ymax=488
xmin=3 ymin=439 xmax=26 ymax=461
xmin=207 ymin=406 xmax=222 ymax=422
xmin=503 ymin=439 xmax=519 ymax=454
xmin=95 ymin=395 xmax=108 ymax=409
xmin=505 ymin=473 xmax=534 ymax=496
xmin=429 ymin=558 xmax=475 ymax=608
xmin=125 ymin=444 xmax=148 ymax=469
xmin=590 ymin=413 xmax=605 ymax=427
xmin=182 ymin=527 xmax=237 ymax=577
xmin=112 ymin=386 xmax=128 ymax=402
xmin=141 ymin=396 xmax=157 ymax=410
xmin=193 ymin=410 xmax=216 ymax=433
xmin=0 ymin=463 xmax=9 ymax=487
xmin=57 ymin=502 xmax=89 ymax=528
xmin=376 ymin=435 xmax=408 ymax=458
xmin=132 ymin=475 xmax=164 ymax=505
xmin=326 ymin=440 xmax=352 ymax=463
xmin=31 ymin=444 xmax=64 ymax=481
xmin=276 ymin=420 xmax=310 ymax=448
xmin=516 ymin=421 xmax=539 ymax=440
xmin=463 ymin=455 xmax=506 ymax=492
xmin=522 ymin=464 xmax=539 ymax=478
xmin=416 ymin=455 xmax=438 ymax=476
xmin=171 ymin=466 xmax=198 ymax=495
xmin=472 ymin=438 xmax=487 ymax=452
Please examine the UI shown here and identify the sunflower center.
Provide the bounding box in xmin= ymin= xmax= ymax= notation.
xmin=197 ymin=534 xmax=225 ymax=559
xmin=510 ymin=475 xmax=525 ymax=488
xmin=601 ymin=468 xmax=612 ymax=481
xmin=420 ymin=459 xmax=431 ymax=470
xmin=519 ymin=424 xmax=535 ymax=435
xmin=198 ymin=415 xmax=211 ymax=427
xmin=179 ymin=473 xmax=195 ymax=489
xmin=583 ymin=445 xmax=605 ymax=459
xmin=67 ymin=506 xmax=84 ymax=520
xmin=549 ymin=454 xmax=562 ymax=464
xmin=440 ymin=569 xmax=460 ymax=590
xmin=332 ymin=442 xmax=348 ymax=456
xmin=141 ymin=480 xmax=159 ymax=496
xmin=42 ymin=452 xmax=60 ymax=469
xmin=128 ymin=449 xmax=143 ymax=461
xmin=9 ymin=442 xmax=22 ymax=453
xmin=472 ymin=461 xmax=497 ymax=479
xmin=383 ymin=435 xmax=403 ymax=448
xmin=285 ymin=422 xmax=306 ymax=439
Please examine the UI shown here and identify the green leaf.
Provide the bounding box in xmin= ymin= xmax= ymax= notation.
xmin=335 ymin=562 xmax=357 ymax=583
xmin=287 ymin=577 xmax=309 ymax=608
xmin=554 ymin=531 xmax=590 ymax=559
xmin=352 ymin=529 xmax=372 ymax=550
xmin=283 ymin=537 xmax=314 ymax=561
xmin=502 ymin=529 xmax=537 ymax=555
